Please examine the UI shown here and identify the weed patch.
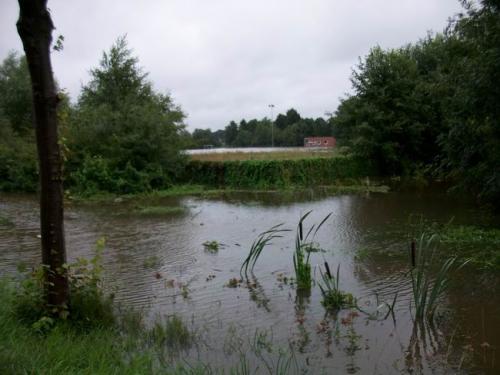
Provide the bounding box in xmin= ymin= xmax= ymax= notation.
xmin=135 ymin=205 xmax=185 ymax=216
xmin=318 ymin=262 xmax=355 ymax=311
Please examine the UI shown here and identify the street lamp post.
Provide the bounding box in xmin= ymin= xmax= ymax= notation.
xmin=268 ymin=104 xmax=275 ymax=147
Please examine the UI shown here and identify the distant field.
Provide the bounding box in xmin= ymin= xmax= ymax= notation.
xmin=188 ymin=148 xmax=337 ymax=161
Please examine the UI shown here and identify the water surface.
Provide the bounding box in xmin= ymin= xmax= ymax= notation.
xmin=1 ymin=190 xmax=498 ymax=374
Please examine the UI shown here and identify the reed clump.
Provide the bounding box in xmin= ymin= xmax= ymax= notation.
xmin=293 ymin=211 xmax=332 ymax=291
xmin=240 ymin=224 xmax=290 ymax=279
xmin=318 ymin=262 xmax=355 ymax=311
xmin=409 ymin=233 xmax=469 ymax=322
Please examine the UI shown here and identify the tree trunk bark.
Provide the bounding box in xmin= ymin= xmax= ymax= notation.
xmin=17 ymin=0 xmax=69 ymax=312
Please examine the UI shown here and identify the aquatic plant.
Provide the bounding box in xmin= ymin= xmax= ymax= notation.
xmin=293 ymin=211 xmax=332 ymax=290
xmin=203 ymin=240 xmax=220 ymax=253
xmin=149 ymin=315 xmax=192 ymax=350
xmin=240 ymin=224 xmax=290 ymax=279
xmin=0 ymin=214 xmax=14 ymax=227
xmin=226 ymin=278 xmax=242 ymax=288
xmin=318 ymin=262 xmax=355 ymax=311
xmin=135 ymin=205 xmax=185 ymax=215
xmin=409 ymin=233 xmax=469 ymax=321
xmin=143 ymin=255 xmax=161 ymax=269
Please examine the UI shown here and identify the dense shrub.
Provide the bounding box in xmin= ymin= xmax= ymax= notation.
xmin=181 ymin=156 xmax=373 ymax=188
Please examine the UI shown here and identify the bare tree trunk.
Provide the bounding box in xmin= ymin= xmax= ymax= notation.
xmin=17 ymin=0 xmax=69 ymax=312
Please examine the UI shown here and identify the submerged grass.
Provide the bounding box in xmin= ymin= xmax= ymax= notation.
xmin=203 ymin=240 xmax=222 ymax=253
xmin=148 ymin=315 xmax=192 ymax=350
xmin=143 ymin=255 xmax=161 ymax=269
xmin=0 ymin=214 xmax=14 ymax=227
xmin=135 ymin=205 xmax=186 ymax=216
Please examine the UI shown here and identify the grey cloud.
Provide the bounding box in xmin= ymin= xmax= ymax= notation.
xmin=1 ymin=0 xmax=462 ymax=130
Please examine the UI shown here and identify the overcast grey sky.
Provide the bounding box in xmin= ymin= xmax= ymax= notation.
xmin=0 ymin=0 xmax=463 ymax=130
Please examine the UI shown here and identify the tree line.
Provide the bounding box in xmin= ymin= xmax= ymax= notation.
xmin=186 ymin=109 xmax=333 ymax=149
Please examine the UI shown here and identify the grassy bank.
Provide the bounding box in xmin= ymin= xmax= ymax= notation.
xmin=0 ymin=281 xmax=152 ymax=374
xmin=188 ymin=148 xmax=337 ymax=162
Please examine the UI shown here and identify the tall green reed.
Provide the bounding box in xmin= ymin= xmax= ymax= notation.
xmin=240 ymin=224 xmax=290 ymax=279
xmin=293 ymin=211 xmax=332 ymax=290
xmin=409 ymin=233 xmax=469 ymax=321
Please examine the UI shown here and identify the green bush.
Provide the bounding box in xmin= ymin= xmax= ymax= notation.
xmin=182 ymin=155 xmax=373 ymax=188
xmin=0 ymin=125 xmax=38 ymax=192
xmin=13 ymin=238 xmax=114 ymax=332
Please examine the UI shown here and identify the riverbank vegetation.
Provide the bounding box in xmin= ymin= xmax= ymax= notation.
xmin=182 ymin=156 xmax=372 ymax=189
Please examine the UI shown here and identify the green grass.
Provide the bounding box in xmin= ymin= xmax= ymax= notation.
xmin=0 ymin=280 xmax=151 ymax=374
xmin=439 ymin=225 xmax=500 ymax=270
xmin=135 ymin=205 xmax=186 ymax=216
xmin=68 ymin=182 xmax=389 ymax=205
xmin=68 ymin=184 xmax=222 ymax=203
xmin=0 ymin=214 xmax=14 ymax=227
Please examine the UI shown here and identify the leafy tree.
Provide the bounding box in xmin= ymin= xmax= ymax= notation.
xmin=439 ymin=0 xmax=500 ymax=203
xmin=69 ymin=37 xmax=186 ymax=193
xmin=224 ymin=121 xmax=238 ymax=146
xmin=0 ymin=52 xmax=33 ymax=134
xmin=285 ymin=108 xmax=301 ymax=126
xmin=0 ymin=52 xmax=38 ymax=191
xmin=274 ymin=113 xmax=288 ymax=130
xmin=191 ymin=128 xmax=222 ymax=148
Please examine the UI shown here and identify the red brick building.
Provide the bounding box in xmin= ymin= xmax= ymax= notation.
xmin=304 ymin=137 xmax=336 ymax=148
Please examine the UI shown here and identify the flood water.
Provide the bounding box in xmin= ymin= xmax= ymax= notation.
xmin=1 ymin=190 xmax=499 ymax=374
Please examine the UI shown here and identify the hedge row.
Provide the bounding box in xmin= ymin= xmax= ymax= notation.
xmin=180 ymin=156 xmax=374 ymax=188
